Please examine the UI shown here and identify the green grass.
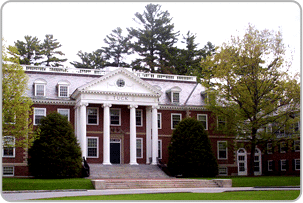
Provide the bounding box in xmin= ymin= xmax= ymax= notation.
xmin=2 ymin=178 xmax=94 ymax=191
xmin=40 ymin=191 xmax=300 ymax=200
xmin=204 ymin=176 xmax=300 ymax=187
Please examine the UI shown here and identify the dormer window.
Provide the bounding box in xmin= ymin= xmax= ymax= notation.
xmin=34 ymin=79 xmax=47 ymax=97
xmin=57 ymin=81 xmax=70 ymax=97
xmin=166 ymin=86 xmax=182 ymax=104
xmin=201 ymin=89 xmax=216 ymax=104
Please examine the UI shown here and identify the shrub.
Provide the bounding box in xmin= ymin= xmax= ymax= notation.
xmin=168 ymin=117 xmax=218 ymax=177
xmin=28 ymin=112 xmax=82 ymax=178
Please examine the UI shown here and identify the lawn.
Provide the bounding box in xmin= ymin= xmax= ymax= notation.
xmin=2 ymin=178 xmax=94 ymax=191
xmin=39 ymin=191 xmax=300 ymax=200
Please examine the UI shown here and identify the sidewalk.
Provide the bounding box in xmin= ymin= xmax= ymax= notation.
xmin=2 ymin=187 xmax=300 ymax=201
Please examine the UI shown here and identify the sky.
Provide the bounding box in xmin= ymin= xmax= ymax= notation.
xmin=1 ymin=1 xmax=301 ymax=75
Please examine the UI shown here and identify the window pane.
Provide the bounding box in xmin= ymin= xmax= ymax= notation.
xmin=172 ymin=114 xmax=181 ymax=128
xmin=110 ymin=109 xmax=120 ymax=125
xmin=172 ymin=92 xmax=179 ymax=103
xmin=87 ymin=138 xmax=97 ymax=157
xmin=136 ymin=110 xmax=142 ymax=126
xmin=36 ymin=84 xmax=44 ymax=96
xmin=3 ymin=166 xmax=14 ymax=176
xmin=88 ymin=108 xmax=98 ymax=124
xmin=59 ymin=86 xmax=68 ymax=97
xmin=136 ymin=139 xmax=142 ymax=158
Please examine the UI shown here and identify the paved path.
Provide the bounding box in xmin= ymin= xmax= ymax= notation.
xmin=2 ymin=187 xmax=300 ymax=201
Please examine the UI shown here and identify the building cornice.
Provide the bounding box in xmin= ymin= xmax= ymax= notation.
xmin=33 ymin=99 xmax=76 ymax=105
xmin=159 ymin=105 xmax=209 ymax=111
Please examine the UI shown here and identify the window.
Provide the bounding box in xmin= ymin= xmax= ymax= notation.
xmin=280 ymin=141 xmax=287 ymax=153
xmin=172 ymin=92 xmax=180 ymax=103
xmin=136 ymin=138 xmax=143 ymax=158
xmin=171 ymin=113 xmax=182 ymax=129
xmin=294 ymin=140 xmax=300 ymax=152
xmin=3 ymin=166 xmax=14 ymax=176
xmin=59 ymin=85 xmax=69 ymax=97
xmin=268 ymin=160 xmax=274 ymax=171
xmin=280 ymin=160 xmax=287 ymax=171
xmin=267 ymin=143 xmax=273 ymax=154
xmin=87 ymin=108 xmax=98 ymax=125
xmin=197 ymin=114 xmax=208 ymax=130
xmin=34 ymin=108 xmax=46 ymax=125
xmin=294 ymin=159 xmax=300 ymax=171
xmin=3 ymin=109 xmax=15 ymax=124
xmin=218 ymin=141 xmax=227 ymax=160
xmin=158 ymin=139 xmax=162 ymax=159
xmin=217 ymin=116 xmax=226 ymax=130
xmin=218 ymin=167 xmax=228 ymax=176
xmin=3 ymin=136 xmax=15 ymax=157
xmin=35 ymin=84 xmax=45 ymax=96
xmin=157 ymin=113 xmax=162 ymax=129
xmin=136 ymin=109 xmax=143 ymax=127
xmin=87 ymin=137 xmax=98 ymax=158
xmin=166 ymin=86 xmax=181 ymax=104
xmin=110 ymin=109 xmax=121 ymax=126
xmin=57 ymin=109 xmax=70 ymax=121
xmin=116 ymin=79 xmax=125 ymax=87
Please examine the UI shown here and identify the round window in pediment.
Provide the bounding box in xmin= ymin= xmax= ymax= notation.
xmin=116 ymin=79 xmax=125 ymax=87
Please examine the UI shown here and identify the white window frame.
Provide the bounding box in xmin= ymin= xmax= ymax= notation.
xmin=57 ymin=108 xmax=70 ymax=121
xmin=157 ymin=113 xmax=162 ymax=129
xmin=217 ymin=115 xmax=227 ymax=130
xmin=2 ymin=136 xmax=15 ymax=158
xmin=218 ymin=167 xmax=228 ymax=176
xmin=2 ymin=166 xmax=14 ymax=176
xmin=268 ymin=160 xmax=273 ymax=171
xmin=34 ymin=108 xmax=46 ymax=125
xmin=280 ymin=159 xmax=287 ymax=171
xmin=87 ymin=107 xmax=99 ymax=125
xmin=267 ymin=143 xmax=273 ymax=154
xmin=158 ymin=139 xmax=162 ymax=160
xmin=35 ymin=83 xmax=46 ymax=96
xmin=197 ymin=114 xmax=208 ymax=130
xmin=110 ymin=108 xmax=121 ymax=126
xmin=171 ymin=113 xmax=182 ymax=129
xmin=87 ymin=137 xmax=99 ymax=158
xmin=217 ymin=141 xmax=228 ymax=160
xmin=136 ymin=109 xmax=143 ymax=127
xmin=294 ymin=140 xmax=300 ymax=152
xmin=136 ymin=138 xmax=143 ymax=159
xmin=58 ymin=85 xmax=69 ymax=97
xmin=295 ymin=159 xmax=300 ymax=171
xmin=280 ymin=141 xmax=286 ymax=153
xmin=172 ymin=92 xmax=180 ymax=104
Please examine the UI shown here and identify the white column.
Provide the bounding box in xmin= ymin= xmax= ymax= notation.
xmin=74 ymin=106 xmax=78 ymax=140
xmin=129 ymin=104 xmax=138 ymax=165
xmin=79 ymin=102 xmax=88 ymax=159
xmin=102 ymin=103 xmax=112 ymax=165
xmin=151 ymin=105 xmax=159 ymax=165
xmin=146 ymin=107 xmax=152 ymax=164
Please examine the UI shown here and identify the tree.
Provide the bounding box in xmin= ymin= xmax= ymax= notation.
xmin=168 ymin=118 xmax=218 ymax=177
xmin=199 ymin=24 xmax=300 ymax=176
xmin=102 ymin=27 xmax=132 ymax=67
xmin=28 ymin=112 xmax=82 ymax=178
xmin=14 ymin=35 xmax=42 ymax=65
xmin=39 ymin=34 xmax=67 ymax=67
xmin=70 ymin=50 xmax=106 ymax=69
xmin=127 ymin=3 xmax=179 ymax=73
xmin=2 ymin=40 xmax=34 ymax=150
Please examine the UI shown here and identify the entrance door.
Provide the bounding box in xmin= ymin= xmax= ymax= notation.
xmin=254 ymin=148 xmax=262 ymax=176
xmin=237 ymin=148 xmax=247 ymax=176
xmin=110 ymin=139 xmax=121 ymax=164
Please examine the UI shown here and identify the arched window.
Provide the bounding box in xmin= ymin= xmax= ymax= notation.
xmin=237 ymin=148 xmax=247 ymax=176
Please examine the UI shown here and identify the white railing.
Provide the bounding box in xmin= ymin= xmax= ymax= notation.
xmin=23 ymin=65 xmax=197 ymax=82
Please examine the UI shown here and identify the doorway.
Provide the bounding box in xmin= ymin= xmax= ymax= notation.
xmin=237 ymin=148 xmax=247 ymax=176
xmin=110 ymin=139 xmax=121 ymax=164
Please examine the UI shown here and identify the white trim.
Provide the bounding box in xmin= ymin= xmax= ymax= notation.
xmin=110 ymin=108 xmax=121 ymax=126
xmin=171 ymin=113 xmax=182 ymax=129
xmin=58 ymin=85 xmax=69 ymax=97
xmin=268 ymin=160 xmax=273 ymax=171
xmin=158 ymin=139 xmax=162 ymax=159
xmin=280 ymin=159 xmax=287 ymax=171
xmin=294 ymin=159 xmax=300 ymax=171
xmin=237 ymin=148 xmax=247 ymax=176
xmin=294 ymin=140 xmax=300 ymax=152
xmin=217 ymin=141 xmax=228 ymax=160
xmin=87 ymin=107 xmax=99 ymax=125
xmin=136 ymin=138 xmax=143 ymax=159
xmin=267 ymin=143 xmax=273 ymax=154
xmin=34 ymin=83 xmax=46 ymax=96
xmin=280 ymin=141 xmax=286 ymax=153
xmin=34 ymin=108 xmax=46 ymax=125
xmin=2 ymin=136 xmax=15 ymax=158
xmin=2 ymin=166 xmax=14 ymax=176
xmin=197 ymin=114 xmax=208 ymax=130
xmin=87 ymin=137 xmax=99 ymax=158
xmin=57 ymin=108 xmax=70 ymax=121
xmin=157 ymin=113 xmax=162 ymax=129
xmin=136 ymin=109 xmax=143 ymax=127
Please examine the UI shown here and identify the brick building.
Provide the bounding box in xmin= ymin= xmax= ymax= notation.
xmin=2 ymin=66 xmax=300 ymax=177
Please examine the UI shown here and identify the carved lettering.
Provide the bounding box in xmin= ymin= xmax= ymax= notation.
xmin=113 ymin=96 xmax=129 ymax=101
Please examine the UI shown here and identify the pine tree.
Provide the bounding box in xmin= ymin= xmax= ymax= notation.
xmin=14 ymin=35 xmax=42 ymax=65
xmin=70 ymin=50 xmax=106 ymax=69
xmin=127 ymin=3 xmax=179 ymax=73
xmin=39 ymin=34 xmax=67 ymax=67
xmin=102 ymin=27 xmax=132 ymax=67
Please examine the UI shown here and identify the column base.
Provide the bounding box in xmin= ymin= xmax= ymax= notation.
xmin=151 ymin=162 xmax=157 ymax=165
xmin=129 ymin=162 xmax=139 ymax=165
xmin=103 ymin=162 xmax=112 ymax=165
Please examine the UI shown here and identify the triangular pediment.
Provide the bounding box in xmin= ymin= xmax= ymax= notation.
xmin=75 ymin=68 xmax=162 ymax=97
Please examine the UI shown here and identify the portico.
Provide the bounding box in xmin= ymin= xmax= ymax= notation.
xmin=71 ymin=68 xmax=162 ymax=165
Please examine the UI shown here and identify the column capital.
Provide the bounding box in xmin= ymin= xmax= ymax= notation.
xmin=102 ymin=103 xmax=112 ymax=108
xmin=79 ymin=102 xmax=89 ymax=107
xmin=152 ymin=105 xmax=159 ymax=110
xmin=128 ymin=104 xmax=138 ymax=109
